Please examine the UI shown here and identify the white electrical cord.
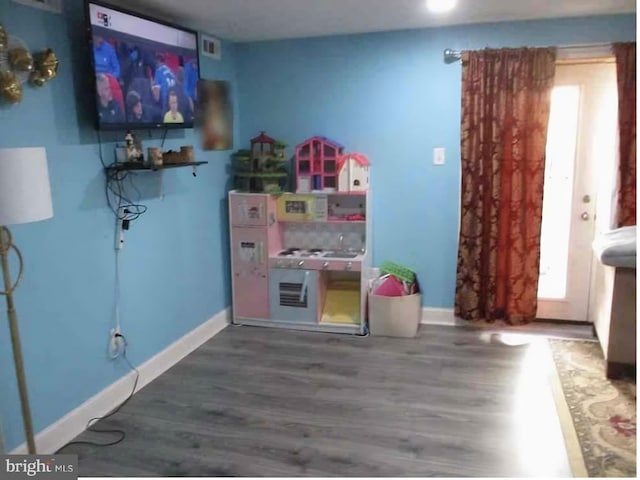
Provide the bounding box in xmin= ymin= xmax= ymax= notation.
xmin=109 ymin=248 xmax=123 ymax=359
xmin=115 ymin=247 xmax=121 ymax=333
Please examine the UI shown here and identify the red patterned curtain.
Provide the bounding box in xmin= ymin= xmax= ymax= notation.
xmin=614 ymin=43 xmax=636 ymax=227
xmin=455 ymin=48 xmax=556 ymax=325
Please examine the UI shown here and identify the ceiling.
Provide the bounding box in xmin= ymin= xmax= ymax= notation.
xmin=112 ymin=0 xmax=636 ymax=42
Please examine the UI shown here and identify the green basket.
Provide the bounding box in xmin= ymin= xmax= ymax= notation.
xmin=380 ymin=261 xmax=416 ymax=284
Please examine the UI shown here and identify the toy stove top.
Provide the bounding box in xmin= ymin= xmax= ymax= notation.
xmin=277 ymin=247 xmax=324 ymax=258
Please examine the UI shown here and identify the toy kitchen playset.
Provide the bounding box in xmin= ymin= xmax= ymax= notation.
xmin=229 ymin=135 xmax=372 ymax=334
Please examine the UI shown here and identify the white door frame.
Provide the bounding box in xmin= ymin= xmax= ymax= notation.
xmin=537 ymin=61 xmax=618 ymax=322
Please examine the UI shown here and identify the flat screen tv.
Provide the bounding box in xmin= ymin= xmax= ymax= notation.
xmin=85 ymin=1 xmax=200 ymax=130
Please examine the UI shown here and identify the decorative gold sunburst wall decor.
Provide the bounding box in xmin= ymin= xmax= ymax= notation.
xmin=0 ymin=23 xmax=59 ymax=104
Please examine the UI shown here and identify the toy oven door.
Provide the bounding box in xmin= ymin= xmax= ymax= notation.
xmin=269 ymin=269 xmax=318 ymax=323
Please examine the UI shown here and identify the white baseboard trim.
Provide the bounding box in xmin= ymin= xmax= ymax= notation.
xmin=421 ymin=307 xmax=463 ymax=326
xmin=10 ymin=308 xmax=230 ymax=455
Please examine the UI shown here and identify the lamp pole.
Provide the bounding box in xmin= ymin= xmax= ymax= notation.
xmin=0 ymin=226 xmax=36 ymax=454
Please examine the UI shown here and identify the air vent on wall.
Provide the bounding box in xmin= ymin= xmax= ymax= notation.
xmin=201 ymin=34 xmax=221 ymax=61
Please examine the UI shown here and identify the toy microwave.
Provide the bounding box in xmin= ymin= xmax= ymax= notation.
xmin=276 ymin=194 xmax=328 ymax=222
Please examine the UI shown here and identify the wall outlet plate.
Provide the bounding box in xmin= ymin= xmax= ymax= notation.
xmin=433 ymin=147 xmax=445 ymax=165
xmin=108 ymin=328 xmax=122 ymax=359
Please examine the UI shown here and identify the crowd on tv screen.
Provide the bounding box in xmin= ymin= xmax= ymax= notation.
xmin=93 ymin=34 xmax=198 ymax=125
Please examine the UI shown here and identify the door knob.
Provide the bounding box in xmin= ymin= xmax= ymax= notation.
xmin=581 ymin=212 xmax=590 ymax=221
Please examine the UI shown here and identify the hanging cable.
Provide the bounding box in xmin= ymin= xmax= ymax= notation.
xmin=56 ymin=335 xmax=139 ymax=450
xmin=98 ymin=131 xmax=148 ymax=225
xmin=160 ymin=128 xmax=168 ymax=150
xmin=113 ymin=248 xmax=121 ymax=338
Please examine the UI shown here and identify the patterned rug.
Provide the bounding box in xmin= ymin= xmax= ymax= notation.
xmin=548 ymin=339 xmax=636 ymax=477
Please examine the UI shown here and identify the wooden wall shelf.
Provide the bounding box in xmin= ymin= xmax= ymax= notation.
xmin=106 ymin=161 xmax=208 ymax=172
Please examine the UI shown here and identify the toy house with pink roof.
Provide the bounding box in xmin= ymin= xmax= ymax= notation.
xmin=338 ymin=153 xmax=370 ymax=192
xmin=295 ymin=136 xmax=345 ymax=192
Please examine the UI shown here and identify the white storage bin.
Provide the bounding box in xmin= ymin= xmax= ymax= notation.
xmin=368 ymin=292 xmax=422 ymax=337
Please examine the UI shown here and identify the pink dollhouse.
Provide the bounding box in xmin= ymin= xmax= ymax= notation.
xmin=295 ymin=136 xmax=345 ymax=192
xmin=338 ymin=153 xmax=370 ymax=192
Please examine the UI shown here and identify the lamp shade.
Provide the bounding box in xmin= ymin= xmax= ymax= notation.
xmin=0 ymin=147 xmax=53 ymax=226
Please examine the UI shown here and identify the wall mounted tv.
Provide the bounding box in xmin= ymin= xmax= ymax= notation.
xmin=86 ymin=1 xmax=200 ymax=130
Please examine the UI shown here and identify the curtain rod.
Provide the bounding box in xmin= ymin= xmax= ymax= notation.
xmin=443 ymin=42 xmax=614 ymax=64
xmin=443 ymin=48 xmax=462 ymax=64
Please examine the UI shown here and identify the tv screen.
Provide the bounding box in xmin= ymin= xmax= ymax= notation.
xmin=86 ymin=1 xmax=199 ymax=130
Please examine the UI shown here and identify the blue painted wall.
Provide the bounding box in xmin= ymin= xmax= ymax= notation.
xmin=0 ymin=1 xmax=635 ymax=453
xmin=236 ymin=15 xmax=636 ymax=309
xmin=0 ymin=0 xmax=237 ymax=451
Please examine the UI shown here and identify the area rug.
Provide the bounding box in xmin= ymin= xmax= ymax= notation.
xmin=548 ymin=339 xmax=636 ymax=477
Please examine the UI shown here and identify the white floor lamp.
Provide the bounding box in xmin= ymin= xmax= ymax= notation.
xmin=0 ymin=147 xmax=53 ymax=454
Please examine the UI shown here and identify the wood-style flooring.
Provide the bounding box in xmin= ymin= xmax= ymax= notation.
xmin=61 ymin=324 xmax=574 ymax=477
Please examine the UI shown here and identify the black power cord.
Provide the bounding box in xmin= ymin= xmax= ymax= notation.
xmin=98 ymin=130 xmax=149 ymax=223
xmin=160 ymin=128 xmax=168 ymax=150
xmin=56 ymin=334 xmax=139 ymax=451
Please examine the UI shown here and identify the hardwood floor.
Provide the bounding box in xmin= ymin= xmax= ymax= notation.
xmin=61 ymin=325 xmax=572 ymax=477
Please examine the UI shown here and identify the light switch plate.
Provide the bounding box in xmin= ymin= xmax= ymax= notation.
xmin=433 ymin=147 xmax=445 ymax=165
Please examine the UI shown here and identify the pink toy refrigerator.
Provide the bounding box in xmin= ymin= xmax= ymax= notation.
xmin=229 ymin=192 xmax=279 ymax=320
